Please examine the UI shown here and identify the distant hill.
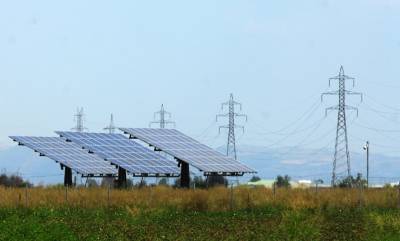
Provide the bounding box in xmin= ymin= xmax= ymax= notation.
xmin=222 ymin=145 xmax=400 ymax=184
xmin=0 ymin=146 xmax=64 ymax=185
xmin=0 ymin=144 xmax=399 ymax=185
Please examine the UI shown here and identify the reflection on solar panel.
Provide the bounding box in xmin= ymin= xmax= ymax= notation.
xmin=119 ymin=128 xmax=256 ymax=175
xmin=9 ymin=136 xmax=118 ymax=177
xmin=55 ymin=131 xmax=180 ymax=177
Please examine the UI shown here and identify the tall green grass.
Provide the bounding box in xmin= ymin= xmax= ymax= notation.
xmin=0 ymin=186 xmax=399 ymax=210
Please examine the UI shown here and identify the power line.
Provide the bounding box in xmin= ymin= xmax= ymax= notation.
xmin=365 ymin=95 xmax=400 ymax=112
xmin=216 ymin=93 xmax=247 ymax=160
xmin=252 ymin=99 xmax=322 ymax=136
xmin=353 ymin=122 xmax=400 ymax=133
xmin=259 ymin=110 xmax=324 ymax=148
xmin=195 ymin=119 xmax=218 ymax=140
xmin=274 ymin=108 xmax=359 ymax=157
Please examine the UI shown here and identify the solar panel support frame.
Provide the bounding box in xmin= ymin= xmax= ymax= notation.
xmin=117 ymin=167 xmax=127 ymax=188
xmin=203 ymin=172 xmax=245 ymax=177
xmin=178 ymin=159 xmax=190 ymax=188
xmin=64 ymin=166 xmax=73 ymax=187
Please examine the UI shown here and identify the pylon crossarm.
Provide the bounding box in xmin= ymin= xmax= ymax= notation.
xmin=328 ymin=77 xmax=340 ymax=86
xmin=343 ymin=75 xmax=356 ymax=87
xmin=234 ymin=113 xmax=248 ymax=121
xmin=235 ymin=125 xmax=245 ymax=133
xmin=321 ymin=91 xmax=339 ymax=101
xmin=325 ymin=106 xmax=339 ymax=117
xmin=218 ymin=125 xmax=229 ymax=134
xmin=216 ymin=113 xmax=228 ymax=121
xmin=232 ymin=101 xmax=242 ymax=110
xmin=164 ymin=121 xmax=176 ymax=128
xmin=345 ymin=105 xmax=359 ymax=117
xmin=149 ymin=121 xmax=158 ymax=128
xmin=345 ymin=91 xmax=363 ymax=102
xmin=221 ymin=101 xmax=230 ymax=110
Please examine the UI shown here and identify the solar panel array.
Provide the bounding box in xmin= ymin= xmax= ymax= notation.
xmin=55 ymin=131 xmax=180 ymax=176
xmin=9 ymin=136 xmax=118 ymax=177
xmin=119 ymin=128 xmax=256 ymax=174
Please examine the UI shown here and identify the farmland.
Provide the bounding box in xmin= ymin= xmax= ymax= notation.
xmin=1 ymin=186 xmax=400 ymax=240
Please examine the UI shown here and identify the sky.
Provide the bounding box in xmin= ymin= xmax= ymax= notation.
xmin=1 ymin=0 xmax=400 ymax=162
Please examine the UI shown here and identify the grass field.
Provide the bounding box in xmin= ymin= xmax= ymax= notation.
xmin=1 ymin=186 xmax=400 ymax=240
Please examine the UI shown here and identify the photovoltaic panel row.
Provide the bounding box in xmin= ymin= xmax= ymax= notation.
xmin=55 ymin=131 xmax=180 ymax=176
xmin=9 ymin=136 xmax=118 ymax=177
xmin=119 ymin=128 xmax=256 ymax=174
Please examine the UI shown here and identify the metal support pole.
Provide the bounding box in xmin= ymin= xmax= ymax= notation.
xmin=64 ymin=166 xmax=73 ymax=187
xmin=229 ymin=183 xmax=234 ymax=210
xmin=179 ymin=161 xmax=190 ymax=188
xmin=117 ymin=167 xmax=127 ymax=188
xmin=65 ymin=186 xmax=68 ymax=203
xmin=273 ymin=182 xmax=276 ymax=198
xmin=358 ymin=180 xmax=363 ymax=208
xmin=366 ymin=141 xmax=370 ymax=188
xmin=107 ymin=184 xmax=111 ymax=206
xmin=247 ymin=190 xmax=251 ymax=209
xmin=25 ymin=185 xmax=28 ymax=207
xmin=149 ymin=185 xmax=153 ymax=206
xmin=398 ymin=182 xmax=400 ymax=209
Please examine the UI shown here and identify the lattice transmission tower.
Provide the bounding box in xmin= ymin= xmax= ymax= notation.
xmin=216 ymin=94 xmax=247 ymax=160
xmin=72 ymin=107 xmax=87 ymax=132
xmin=104 ymin=114 xmax=116 ymax=134
xmin=149 ymin=104 xmax=176 ymax=129
xmin=322 ymin=66 xmax=363 ymax=186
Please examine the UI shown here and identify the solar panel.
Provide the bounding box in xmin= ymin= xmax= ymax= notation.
xmin=55 ymin=131 xmax=180 ymax=177
xmin=9 ymin=136 xmax=118 ymax=177
xmin=119 ymin=128 xmax=256 ymax=175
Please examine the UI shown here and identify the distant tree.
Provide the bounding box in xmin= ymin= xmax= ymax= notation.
xmin=101 ymin=177 xmax=115 ymax=187
xmin=275 ymin=175 xmax=291 ymax=188
xmin=355 ymin=173 xmax=367 ymax=187
xmin=173 ymin=176 xmax=227 ymax=188
xmin=249 ymin=176 xmax=261 ymax=182
xmin=191 ymin=176 xmax=207 ymax=189
xmin=136 ymin=179 xmax=147 ymax=188
xmin=173 ymin=178 xmax=181 ymax=188
xmin=337 ymin=173 xmax=367 ymax=188
xmin=314 ymin=179 xmax=324 ymax=186
xmin=126 ymin=179 xmax=134 ymax=188
xmin=0 ymin=174 xmax=32 ymax=188
xmin=87 ymin=179 xmax=98 ymax=188
xmin=206 ymin=175 xmax=227 ymax=187
xmin=383 ymin=183 xmax=393 ymax=189
xmin=158 ymin=178 xmax=168 ymax=186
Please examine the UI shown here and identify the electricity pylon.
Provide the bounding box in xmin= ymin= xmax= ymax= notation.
xmin=322 ymin=66 xmax=363 ymax=186
xmin=104 ymin=114 xmax=116 ymax=134
xmin=216 ymin=94 xmax=247 ymax=160
xmin=71 ymin=107 xmax=87 ymax=132
xmin=149 ymin=104 xmax=176 ymax=129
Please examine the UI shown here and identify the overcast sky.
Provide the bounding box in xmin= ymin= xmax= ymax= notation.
xmin=1 ymin=0 xmax=400 ymax=158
